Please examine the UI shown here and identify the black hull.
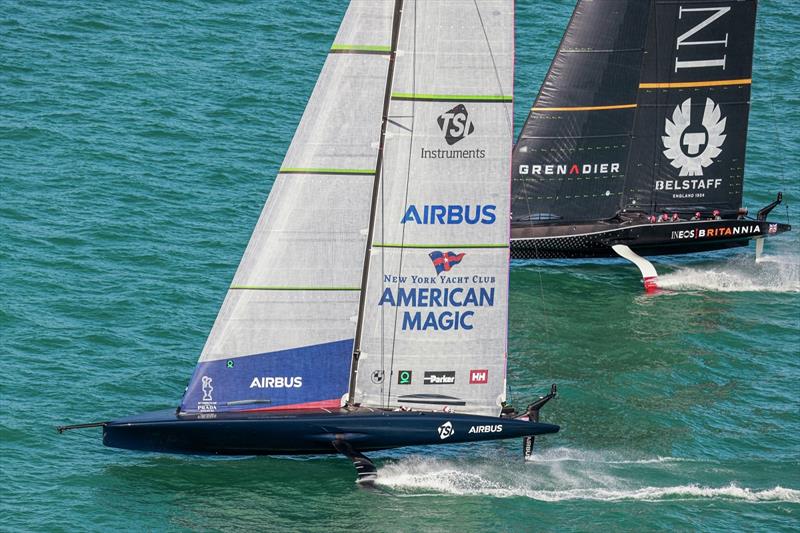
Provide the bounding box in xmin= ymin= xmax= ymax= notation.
xmin=511 ymin=219 xmax=791 ymax=259
xmin=103 ymin=408 xmax=559 ymax=455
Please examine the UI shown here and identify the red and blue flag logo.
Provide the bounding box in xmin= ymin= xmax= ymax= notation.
xmin=429 ymin=251 xmax=465 ymax=274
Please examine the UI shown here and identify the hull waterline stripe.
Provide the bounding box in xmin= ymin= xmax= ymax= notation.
xmin=373 ymin=243 xmax=508 ymax=249
xmin=391 ymin=92 xmax=512 ymax=102
xmin=279 ymin=168 xmax=375 ymax=175
xmin=532 ymin=103 xmax=637 ymax=112
xmin=230 ymin=286 xmax=361 ymax=291
xmin=639 ymin=78 xmax=752 ymax=89
xmin=330 ymin=44 xmax=392 ymax=54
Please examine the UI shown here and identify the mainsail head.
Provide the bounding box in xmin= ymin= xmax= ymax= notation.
xmin=180 ymin=1 xmax=394 ymax=414
xmin=352 ymin=0 xmax=515 ymax=417
xmin=512 ymin=0 xmax=757 ymax=224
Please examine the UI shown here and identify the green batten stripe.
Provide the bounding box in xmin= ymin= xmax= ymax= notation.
xmin=330 ymin=44 xmax=392 ymax=53
xmin=373 ymin=243 xmax=509 ymax=249
xmin=230 ymin=286 xmax=361 ymax=291
xmin=279 ymin=168 xmax=375 ymax=175
xmin=391 ymin=93 xmax=512 ymax=103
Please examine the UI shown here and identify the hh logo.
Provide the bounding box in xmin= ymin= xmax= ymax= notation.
xmin=663 ymin=97 xmax=726 ymax=176
xmin=438 ymin=104 xmax=474 ymax=145
xmin=429 ymin=251 xmax=465 ymax=275
xmin=437 ymin=421 xmax=455 ymax=440
xmin=469 ymin=369 xmax=488 ymax=384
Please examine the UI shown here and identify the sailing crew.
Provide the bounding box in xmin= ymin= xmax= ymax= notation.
xmin=691 ymin=212 xmax=702 ymax=221
xmin=649 ymin=214 xmax=657 ymax=223
xmin=712 ymin=209 xmax=722 ymax=220
xmin=659 ymin=212 xmax=670 ymax=223
xmin=671 ymin=213 xmax=680 ymax=222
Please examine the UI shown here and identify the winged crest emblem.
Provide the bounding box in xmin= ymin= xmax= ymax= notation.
xmin=662 ymin=97 xmax=727 ymax=176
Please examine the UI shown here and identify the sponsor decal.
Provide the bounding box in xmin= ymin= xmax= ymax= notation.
xmin=769 ymin=223 xmax=778 ymax=234
xmin=226 ymin=360 xmax=234 ymax=369
xmin=419 ymin=104 xmax=485 ymax=158
xmin=197 ymin=375 xmax=217 ymax=412
xmin=674 ymin=6 xmax=731 ymax=72
xmin=201 ymin=376 xmax=214 ymax=402
xmin=670 ymin=225 xmax=761 ymax=240
xmin=424 ymin=371 xmax=456 ymax=385
xmin=249 ymin=376 xmax=303 ymax=389
xmin=438 ymin=104 xmax=474 ymax=145
xmin=379 ymin=285 xmax=495 ymax=331
xmin=469 ymin=369 xmax=488 ymax=384
xmin=517 ymin=162 xmax=620 ymax=177
xmin=663 ymin=97 xmax=726 ymax=177
xmin=398 ymin=370 xmax=412 ymax=385
xmin=371 ymin=370 xmax=385 ymax=384
xmin=468 ymin=424 xmax=502 ymax=434
xmin=429 ymin=251 xmax=465 ymax=275
xmin=401 ymin=204 xmax=496 ymax=225
xmin=437 ymin=421 xmax=455 ymax=440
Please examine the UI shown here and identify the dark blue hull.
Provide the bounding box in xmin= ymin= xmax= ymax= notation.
xmin=103 ymin=407 xmax=559 ymax=455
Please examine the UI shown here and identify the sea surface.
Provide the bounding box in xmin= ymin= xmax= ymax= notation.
xmin=2 ymin=1 xmax=799 ymax=531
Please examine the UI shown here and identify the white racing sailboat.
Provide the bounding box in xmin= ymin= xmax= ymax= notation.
xmin=59 ymin=0 xmax=559 ymax=484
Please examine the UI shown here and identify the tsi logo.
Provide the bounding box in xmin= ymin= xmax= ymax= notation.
xmin=249 ymin=376 xmax=303 ymax=389
xmin=437 ymin=421 xmax=455 ymax=440
xmin=438 ymin=104 xmax=474 ymax=145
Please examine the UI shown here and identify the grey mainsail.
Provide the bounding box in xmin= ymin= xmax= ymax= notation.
xmin=352 ymin=0 xmax=515 ymax=417
xmin=180 ymin=1 xmax=394 ymax=413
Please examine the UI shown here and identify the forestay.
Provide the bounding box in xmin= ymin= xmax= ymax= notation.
xmin=180 ymin=1 xmax=394 ymax=414
xmin=352 ymin=0 xmax=514 ymax=417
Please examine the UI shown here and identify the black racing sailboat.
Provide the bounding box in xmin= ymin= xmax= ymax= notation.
xmin=59 ymin=0 xmax=559 ymax=483
xmin=510 ymin=0 xmax=790 ymax=291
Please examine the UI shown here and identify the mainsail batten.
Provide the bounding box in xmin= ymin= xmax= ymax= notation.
xmin=180 ymin=1 xmax=395 ymax=414
xmin=352 ymin=0 xmax=515 ymax=417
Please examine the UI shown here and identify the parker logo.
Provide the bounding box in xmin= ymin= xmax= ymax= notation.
xmin=437 ymin=421 xmax=455 ymax=440
xmin=249 ymin=376 xmax=303 ymax=389
xmin=438 ymin=104 xmax=474 ymax=145
xmin=469 ymin=369 xmax=488 ymax=384
xmin=201 ymin=376 xmax=214 ymax=402
xmin=397 ymin=370 xmax=412 ymax=385
xmin=468 ymin=424 xmax=502 ymax=434
xmin=424 ymin=371 xmax=456 ymax=385
xmin=663 ymin=97 xmax=726 ymax=176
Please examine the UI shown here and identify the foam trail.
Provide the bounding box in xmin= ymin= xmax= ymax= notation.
xmin=658 ymin=253 xmax=799 ymax=293
xmin=534 ymin=447 xmax=692 ymax=465
xmin=375 ymin=457 xmax=800 ymax=503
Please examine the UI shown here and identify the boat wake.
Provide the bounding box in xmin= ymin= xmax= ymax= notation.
xmin=657 ymin=253 xmax=800 ymax=293
xmin=374 ymin=455 xmax=800 ymax=503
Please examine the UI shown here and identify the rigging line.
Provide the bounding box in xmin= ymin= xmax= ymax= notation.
xmin=349 ymin=0 xmax=404 ymax=406
xmin=758 ymin=16 xmax=791 ymax=225
xmin=387 ymin=0 xmax=417 ymax=408
xmin=473 ymin=0 xmax=512 ymax=133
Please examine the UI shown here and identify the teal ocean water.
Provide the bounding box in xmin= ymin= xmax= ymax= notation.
xmin=2 ymin=0 xmax=799 ymax=531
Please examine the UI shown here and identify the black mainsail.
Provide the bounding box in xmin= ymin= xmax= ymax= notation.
xmin=510 ymin=0 xmax=790 ymax=290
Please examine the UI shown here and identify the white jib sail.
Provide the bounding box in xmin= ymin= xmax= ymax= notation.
xmin=352 ymin=0 xmax=514 ymax=417
xmin=181 ymin=1 xmax=395 ymax=413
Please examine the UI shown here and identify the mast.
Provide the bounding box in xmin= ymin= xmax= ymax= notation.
xmin=348 ymin=0 xmax=404 ymax=405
